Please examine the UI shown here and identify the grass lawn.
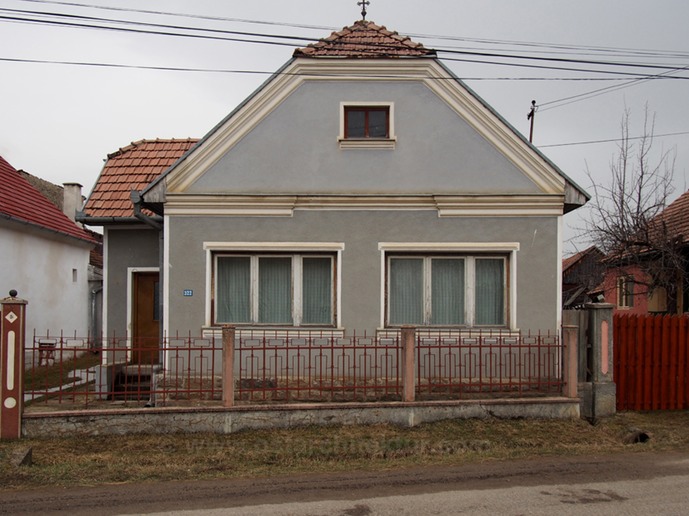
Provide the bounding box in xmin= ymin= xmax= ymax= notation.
xmin=1 ymin=411 xmax=688 ymax=490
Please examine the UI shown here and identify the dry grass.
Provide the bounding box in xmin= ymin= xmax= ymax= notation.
xmin=1 ymin=411 xmax=688 ymax=490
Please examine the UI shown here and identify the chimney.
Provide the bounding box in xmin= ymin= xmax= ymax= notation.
xmin=62 ymin=183 xmax=83 ymax=222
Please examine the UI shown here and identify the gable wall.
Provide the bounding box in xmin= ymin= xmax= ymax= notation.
xmin=190 ymin=81 xmax=540 ymax=195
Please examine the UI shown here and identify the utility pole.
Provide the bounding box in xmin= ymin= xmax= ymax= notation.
xmin=527 ymin=100 xmax=536 ymax=143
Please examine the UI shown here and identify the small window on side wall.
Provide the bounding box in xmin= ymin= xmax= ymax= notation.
xmin=339 ymin=102 xmax=395 ymax=149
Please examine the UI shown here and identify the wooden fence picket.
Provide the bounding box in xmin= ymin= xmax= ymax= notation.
xmin=614 ymin=313 xmax=689 ymax=411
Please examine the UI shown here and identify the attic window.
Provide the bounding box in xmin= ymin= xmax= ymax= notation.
xmin=339 ymin=102 xmax=395 ymax=150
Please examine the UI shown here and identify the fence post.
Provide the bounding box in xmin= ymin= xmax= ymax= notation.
xmin=562 ymin=325 xmax=578 ymax=398
xmin=581 ymin=303 xmax=616 ymax=421
xmin=400 ymin=326 xmax=416 ymax=402
xmin=1 ymin=290 xmax=27 ymax=440
xmin=222 ymin=325 xmax=235 ymax=408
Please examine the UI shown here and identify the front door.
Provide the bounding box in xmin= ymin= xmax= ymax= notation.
xmin=132 ymin=272 xmax=160 ymax=365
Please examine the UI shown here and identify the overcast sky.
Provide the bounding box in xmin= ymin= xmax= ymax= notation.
xmin=1 ymin=0 xmax=688 ymax=253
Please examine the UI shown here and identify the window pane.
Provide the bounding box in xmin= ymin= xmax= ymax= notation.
xmin=346 ymin=109 xmax=366 ymax=138
xmin=368 ymin=109 xmax=388 ymax=138
xmin=302 ymin=257 xmax=332 ymax=324
xmin=217 ymin=257 xmax=250 ymax=323
xmin=389 ymin=258 xmax=424 ymax=325
xmin=475 ymin=259 xmax=504 ymax=325
xmin=259 ymin=257 xmax=292 ymax=324
xmin=431 ymin=259 xmax=464 ymax=325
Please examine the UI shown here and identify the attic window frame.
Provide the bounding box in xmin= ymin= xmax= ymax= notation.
xmin=339 ymin=102 xmax=396 ymax=150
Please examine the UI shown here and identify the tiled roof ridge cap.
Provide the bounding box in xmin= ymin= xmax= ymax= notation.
xmin=294 ymin=19 xmax=434 ymax=57
xmin=107 ymin=137 xmax=199 ymax=159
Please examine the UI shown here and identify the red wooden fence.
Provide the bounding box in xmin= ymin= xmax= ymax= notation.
xmin=614 ymin=313 xmax=689 ymax=411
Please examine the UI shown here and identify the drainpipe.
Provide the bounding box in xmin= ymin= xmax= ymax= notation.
xmin=130 ymin=191 xmax=165 ymax=348
xmin=90 ymin=286 xmax=103 ymax=349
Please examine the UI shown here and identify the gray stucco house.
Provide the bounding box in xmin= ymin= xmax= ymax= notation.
xmin=81 ymin=19 xmax=588 ymax=354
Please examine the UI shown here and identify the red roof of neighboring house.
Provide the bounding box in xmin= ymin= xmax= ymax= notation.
xmin=653 ymin=189 xmax=689 ymax=241
xmin=83 ymin=138 xmax=198 ymax=219
xmin=562 ymin=245 xmax=603 ymax=273
xmin=293 ymin=20 xmax=435 ymax=58
xmin=0 ymin=155 xmax=97 ymax=244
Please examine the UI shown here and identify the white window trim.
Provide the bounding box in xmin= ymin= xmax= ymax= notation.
xmin=378 ymin=242 xmax=519 ymax=330
xmin=338 ymin=101 xmax=396 ymax=150
xmin=204 ymin=242 xmax=344 ymax=328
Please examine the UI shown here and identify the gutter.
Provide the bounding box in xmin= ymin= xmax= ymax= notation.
xmin=130 ymin=191 xmax=162 ymax=230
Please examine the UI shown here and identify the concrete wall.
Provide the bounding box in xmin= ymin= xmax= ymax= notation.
xmin=166 ymin=211 xmax=560 ymax=334
xmin=0 ymin=221 xmax=91 ymax=337
xmin=104 ymin=226 xmax=159 ymax=336
xmin=22 ymin=398 xmax=580 ymax=437
xmin=192 ymin=81 xmax=539 ymax=195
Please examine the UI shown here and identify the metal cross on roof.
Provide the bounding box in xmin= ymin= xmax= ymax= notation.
xmin=358 ymin=0 xmax=370 ymax=20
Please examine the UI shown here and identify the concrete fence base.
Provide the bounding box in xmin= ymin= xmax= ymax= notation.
xmin=23 ymin=397 xmax=580 ymax=437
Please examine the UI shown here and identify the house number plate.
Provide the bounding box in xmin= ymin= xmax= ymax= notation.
xmin=183 ymin=290 xmax=193 ymax=297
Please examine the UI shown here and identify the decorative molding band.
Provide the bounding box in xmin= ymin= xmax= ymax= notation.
xmin=203 ymin=241 xmax=345 ymax=251
xmin=378 ymin=242 xmax=520 ymax=252
xmin=165 ymin=194 xmax=564 ymax=217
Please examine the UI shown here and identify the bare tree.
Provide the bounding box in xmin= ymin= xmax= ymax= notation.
xmin=584 ymin=105 xmax=682 ymax=309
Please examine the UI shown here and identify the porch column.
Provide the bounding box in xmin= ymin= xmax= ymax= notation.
xmin=1 ymin=290 xmax=27 ymax=440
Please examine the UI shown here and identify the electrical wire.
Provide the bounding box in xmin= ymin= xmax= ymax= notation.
xmin=539 ymin=130 xmax=689 ymax=148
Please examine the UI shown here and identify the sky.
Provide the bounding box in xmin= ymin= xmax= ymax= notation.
xmin=1 ymin=0 xmax=688 ymax=254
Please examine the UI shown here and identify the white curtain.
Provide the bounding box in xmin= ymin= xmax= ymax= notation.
xmin=431 ymin=258 xmax=464 ymax=325
xmin=389 ymin=258 xmax=423 ymax=325
xmin=475 ymin=259 xmax=504 ymax=325
xmin=259 ymin=257 xmax=292 ymax=324
xmin=217 ymin=257 xmax=250 ymax=323
xmin=302 ymin=257 xmax=332 ymax=324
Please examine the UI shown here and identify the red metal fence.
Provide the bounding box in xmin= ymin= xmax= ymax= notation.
xmin=24 ymin=328 xmax=564 ymax=410
xmin=614 ymin=314 xmax=689 ymax=410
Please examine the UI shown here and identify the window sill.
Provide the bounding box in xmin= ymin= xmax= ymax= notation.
xmin=338 ymin=137 xmax=396 ymax=150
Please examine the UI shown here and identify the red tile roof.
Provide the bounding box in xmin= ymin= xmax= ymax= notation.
xmin=294 ymin=20 xmax=435 ymax=58
xmin=653 ymin=189 xmax=689 ymax=241
xmin=83 ymin=139 xmax=198 ymax=219
xmin=0 ymin=155 xmax=97 ymax=244
xmin=562 ymin=246 xmax=602 ymax=272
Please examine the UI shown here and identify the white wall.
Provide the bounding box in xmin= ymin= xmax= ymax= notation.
xmin=0 ymin=222 xmax=91 ymax=337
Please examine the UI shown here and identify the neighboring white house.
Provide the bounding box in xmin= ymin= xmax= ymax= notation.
xmin=0 ymin=155 xmax=98 ymax=339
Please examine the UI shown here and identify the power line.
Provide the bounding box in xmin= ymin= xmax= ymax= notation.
xmin=20 ymin=0 xmax=689 ymax=62
xmin=539 ymin=130 xmax=689 ymax=148
xmin=2 ymin=8 xmax=689 ymax=76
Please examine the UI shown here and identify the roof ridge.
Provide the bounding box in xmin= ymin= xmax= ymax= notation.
xmin=107 ymin=137 xmax=200 ymax=159
xmin=294 ymin=19 xmax=435 ymax=58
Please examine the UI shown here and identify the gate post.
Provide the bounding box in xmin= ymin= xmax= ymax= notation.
xmin=400 ymin=326 xmax=416 ymax=402
xmin=1 ymin=290 xmax=28 ymax=439
xmin=581 ymin=303 xmax=616 ymax=420
xmin=222 ymin=325 xmax=235 ymax=408
xmin=562 ymin=325 xmax=579 ymax=398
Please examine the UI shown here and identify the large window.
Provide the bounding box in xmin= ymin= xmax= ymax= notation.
xmin=387 ymin=255 xmax=507 ymax=327
xmin=214 ymin=254 xmax=334 ymax=326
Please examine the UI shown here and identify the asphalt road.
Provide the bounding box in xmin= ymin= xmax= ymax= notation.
xmin=1 ymin=451 xmax=688 ymax=515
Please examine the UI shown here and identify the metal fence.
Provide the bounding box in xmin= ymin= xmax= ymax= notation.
xmin=23 ymin=328 xmax=564 ymax=410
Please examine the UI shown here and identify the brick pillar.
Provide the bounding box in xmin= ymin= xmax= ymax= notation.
xmin=400 ymin=326 xmax=416 ymax=402
xmin=581 ymin=303 xmax=616 ymax=420
xmin=222 ymin=325 xmax=235 ymax=408
xmin=1 ymin=290 xmax=28 ymax=440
